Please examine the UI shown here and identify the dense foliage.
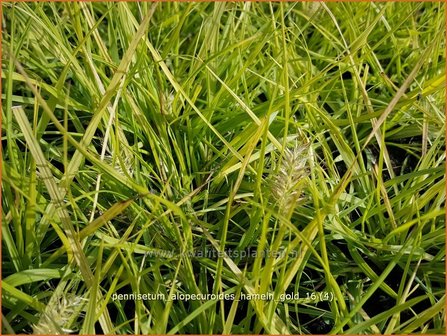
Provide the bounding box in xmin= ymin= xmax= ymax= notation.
xmin=2 ymin=2 xmax=445 ymax=334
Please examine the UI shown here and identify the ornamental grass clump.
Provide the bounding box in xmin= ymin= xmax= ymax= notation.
xmin=2 ymin=1 xmax=445 ymax=334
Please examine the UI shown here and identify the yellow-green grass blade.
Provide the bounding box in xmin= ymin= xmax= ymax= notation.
xmin=13 ymin=106 xmax=114 ymax=333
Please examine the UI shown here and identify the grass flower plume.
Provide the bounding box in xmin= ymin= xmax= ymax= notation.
xmin=271 ymin=143 xmax=310 ymax=216
xmin=33 ymin=294 xmax=83 ymax=334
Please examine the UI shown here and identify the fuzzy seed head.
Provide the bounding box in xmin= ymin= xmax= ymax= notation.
xmin=271 ymin=144 xmax=309 ymax=215
xmin=33 ymin=294 xmax=83 ymax=334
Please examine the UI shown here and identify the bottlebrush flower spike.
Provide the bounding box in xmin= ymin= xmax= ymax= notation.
xmin=271 ymin=143 xmax=310 ymax=215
